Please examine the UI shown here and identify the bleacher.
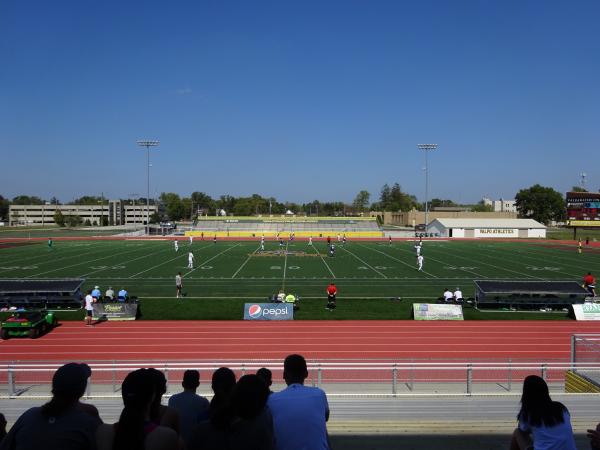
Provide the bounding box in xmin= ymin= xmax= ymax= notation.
xmin=184 ymin=216 xmax=383 ymax=238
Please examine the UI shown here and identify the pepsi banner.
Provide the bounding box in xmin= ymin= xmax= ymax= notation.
xmin=244 ymin=303 xmax=294 ymax=321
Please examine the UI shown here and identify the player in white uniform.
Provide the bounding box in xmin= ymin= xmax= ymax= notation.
xmin=337 ymin=233 xmax=341 ymax=242
xmin=308 ymin=236 xmax=313 ymax=246
xmin=415 ymin=243 xmax=422 ymax=256
xmin=174 ymin=239 xmax=179 ymax=252
xmin=187 ymin=252 xmax=194 ymax=269
xmin=260 ymin=237 xmax=265 ymax=252
xmin=189 ymin=235 xmax=193 ymax=245
xmin=417 ymin=254 xmax=424 ymax=271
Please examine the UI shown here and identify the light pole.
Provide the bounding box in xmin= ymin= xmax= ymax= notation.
xmin=417 ymin=144 xmax=438 ymax=229
xmin=137 ymin=140 xmax=159 ymax=229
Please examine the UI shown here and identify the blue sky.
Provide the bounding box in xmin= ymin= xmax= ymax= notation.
xmin=1 ymin=0 xmax=599 ymax=204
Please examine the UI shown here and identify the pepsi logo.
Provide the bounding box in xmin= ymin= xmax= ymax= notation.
xmin=248 ymin=304 xmax=262 ymax=318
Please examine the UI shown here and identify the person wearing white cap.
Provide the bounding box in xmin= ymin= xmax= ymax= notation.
xmin=91 ymin=285 xmax=101 ymax=300
xmin=0 ymin=363 xmax=101 ymax=449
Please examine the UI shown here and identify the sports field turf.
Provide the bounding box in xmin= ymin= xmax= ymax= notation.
xmin=0 ymin=238 xmax=598 ymax=320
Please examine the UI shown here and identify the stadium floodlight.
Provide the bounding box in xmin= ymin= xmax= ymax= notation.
xmin=417 ymin=144 xmax=438 ymax=229
xmin=137 ymin=140 xmax=159 ymax=229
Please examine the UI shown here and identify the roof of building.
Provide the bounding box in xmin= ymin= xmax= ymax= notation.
xmin=428 ymin=218 xmax=546 ymax=229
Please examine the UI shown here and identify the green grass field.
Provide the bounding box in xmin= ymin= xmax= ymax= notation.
xmin=0 ymin=238 xmax=598 ymax=320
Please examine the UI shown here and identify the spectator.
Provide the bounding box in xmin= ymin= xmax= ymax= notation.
xmin=0 ymin=413 xmax=6 ymax=443
xmin=208 ymin=367 xmax=237 ymax=427
xmin=267 ymin=354 xmax=330 ymax=450
xmin=188 ymin=374 xmax=273 ymax=450
xmin=256 ymin=368 xmax=273 ymax=395
xmin=105 ymin=287 xmax=115 ymax=301
xmin=148 ymin=369 xmax=180 ymax=434
xmin=510 ymin=375 xmax=576 ymax=450
xmin=0 ymin=363 xmax=101 ymax=450
xmin=453 ymin=287 xmax=463 ymax=303
xmin=276 ymin=290 xmax=285 ymax=303
xmin=91 ymin=286 xmax=101 ymax=301
xmin=117 ymin=288 xmax=128 ymax=302
xmin=588 ymin=422 xmax=600 ymax=450
xmin=96 ymin=368 xmax=179 ymax=450
xmin=443 ymin=288 xmax=453 ymax=303
xmin=168 ymin=370 xmax=209 ymax=446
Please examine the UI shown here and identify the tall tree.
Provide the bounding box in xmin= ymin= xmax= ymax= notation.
xmin=12 ymin=195 xmax=44 ymax=205
xmin=515 ymin=184 xmax=565 ymax=224
xmin=571 ymin=186 xmax=588 ymax=192
xmin=352 ymin=190 xmax=371 ymax=213
xmin=159 ymin=193 xmax=185 ymax=221
xmin=53 ymin=210 xmax=65 ymax=227
xmin=0 ymin=195 xmax=8 ymax=220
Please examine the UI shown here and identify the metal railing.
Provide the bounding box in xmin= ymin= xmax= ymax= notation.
xmin=2 ymin=360 xmax=600 ymax=398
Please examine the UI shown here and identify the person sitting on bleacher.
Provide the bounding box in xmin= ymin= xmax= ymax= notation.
xmin=453 ymin=287 xmax=463 ymax=303
xmin=276 ymin=290 xmax=285 ymax=303
xmin=443 ymin=288 xmax=454 ymax=303
xmin=284 ymin=293 xmax=296 ymax=305
xmin=91 ymin=285 xmax=101 ymax=301
xmin=104 ymin=287 xmax=114 ymax=301
xmin=117 ymin=288 xmax=128 ymax=302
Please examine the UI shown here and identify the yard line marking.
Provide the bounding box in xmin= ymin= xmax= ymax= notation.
xmin=231 ymin=245 xmax=260 ymax=278
xmin=0 ymin=241 xmax=103 ymax=266
xmin=282 ymin=240 xmax=290 ymax=289
xmin=129 ymin=244 xmax=213 ymax=278
xmin=184 ymin=244 xmax=241 ymax=277
xmin=340 ymin=246 xmax=387 ymax=278
xmin=480 ymin=245 xmax=586 ymax=278
xmin=26 ymin=246 xmax=148 ymax=278
xmin=79 ymin=245 xmax=175 ymax=278
xmin=438 ymin=246 xmax=543 ymax=280
xmin=393 ymin=245 xmax=484 ymax=278
xmin=0 ymin=242 xmax=111 ymax=274
xmin=312 ymin=242 xmax=336 ymax=279
xmin=359 ymin=244 xmax=437 ymax=278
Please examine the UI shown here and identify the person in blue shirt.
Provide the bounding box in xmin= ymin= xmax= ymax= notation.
xmin=510 ymin=375 xmax=576 ymax=450
xmin=117 ymin=288 xmax=128 ymax=302
xmin=91 ymin=286 xmax=101 ymax=301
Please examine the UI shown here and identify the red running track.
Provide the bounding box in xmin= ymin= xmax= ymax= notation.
xmin=0 ymin=321 xmax=599 ymax=362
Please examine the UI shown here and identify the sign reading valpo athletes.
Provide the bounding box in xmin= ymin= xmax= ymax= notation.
xmin=92 ymin=302 xmax=138 ymax=321
xmin=475 ymin=228 xmax=518 ymax=238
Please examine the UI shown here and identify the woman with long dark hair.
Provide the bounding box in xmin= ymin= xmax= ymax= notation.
xmin=510 ymin=375 xmax=576 ymax=450
xmin=96 ymin=369 xmax=180 ymax=450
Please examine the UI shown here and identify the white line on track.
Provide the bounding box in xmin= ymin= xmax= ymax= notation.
xmin=231 ymin=245 xmax=260 ymax=278
xmin=340 ymin=246 xmax=387 ymax=278
xmin=128 ymin=244 xmax=213 ymax=278
xmin=184 ymin=244 xmax=240 ymax=277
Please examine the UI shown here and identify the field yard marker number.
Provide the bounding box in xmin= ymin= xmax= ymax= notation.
xmin=0 ymin=265 xmax=38 ymax=270
xmin=90 ymin=265 xmax=125 ymax=270
xmin=526 ymin=266 xmax=561 ymax=271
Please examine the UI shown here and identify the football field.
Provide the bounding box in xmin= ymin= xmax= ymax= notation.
xmin=0 ymin=239 xmax=597 ymax=303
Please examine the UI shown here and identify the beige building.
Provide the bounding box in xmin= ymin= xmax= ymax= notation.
xmin=379 ymin=209 xmax=517 ymax=227
xmin=9 ymin=202 xmax=157 ymax=226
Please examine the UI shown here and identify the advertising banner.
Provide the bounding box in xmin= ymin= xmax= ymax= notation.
xmin=573 ymin=303 xmax=600 ymax=321
xmin=413 ymin=303 xmax=464 ymax=321
xmin=244 ymin=303 xmax=294 ymax=321
xmin=92 ymin=303 xmax=138 ymax=321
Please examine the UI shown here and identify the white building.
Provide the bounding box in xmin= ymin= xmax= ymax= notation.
xmin=9 ymin=202 xmax=158 ymax=226
xmin=426 ymin=218 xmax=546 ymax=238
xmin=482 ymin=197 xmax=517 ymax=213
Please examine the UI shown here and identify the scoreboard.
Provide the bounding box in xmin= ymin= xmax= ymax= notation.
xmin=566 ymin=191 xmax=600 ymax=227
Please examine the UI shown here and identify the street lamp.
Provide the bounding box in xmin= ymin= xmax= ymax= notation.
xmin=417 ymin=144 xmax=438 ymax=229
xmin=137 ymin=140 xmax=159 ymax=229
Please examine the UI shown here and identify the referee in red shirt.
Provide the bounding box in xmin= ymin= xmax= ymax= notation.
xmin=583 ymin=272 xmax=597 ymax=297
xmin=326 ymin=282 xmax=337 ymax=311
